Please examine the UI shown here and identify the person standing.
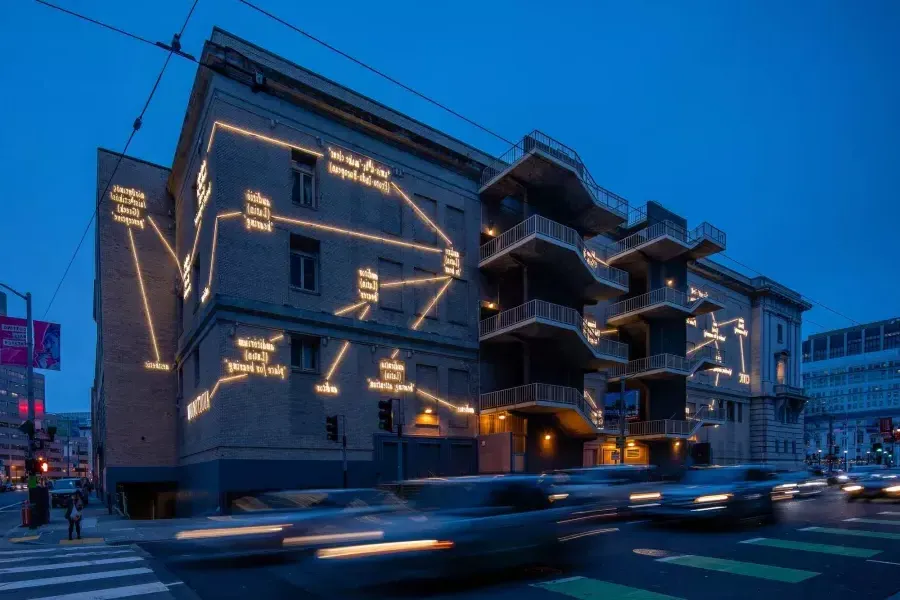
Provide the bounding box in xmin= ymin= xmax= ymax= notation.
xmin=65 ymin=495 xmax=83 ymax=541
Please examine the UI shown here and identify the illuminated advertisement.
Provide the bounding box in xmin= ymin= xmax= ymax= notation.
xmin=604 ymin=390 xmax=640 ymax=421
xmin=0 ymin=317 xmax=61 ymax=371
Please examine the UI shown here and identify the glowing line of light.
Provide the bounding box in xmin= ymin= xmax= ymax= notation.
xmin=717 ymin=317 xmax=740 ymax=327
xmin=189 ymin=203 xmax=205 ymax=266
xmin=334 ymin=301 xmax=368 ymax=316
xmin=411 ymin=279 xmax=453 ymax=330
xmin=358 ymin=304 xmax=371 ymax=320
xmin=390 ymin=349 xmax=400 ymax=360
xmin=583 ymin=391 xmax=598 ymax=409
xmin=325 ymin=341 xmax=351 ymax=381
xmin=740 ymin=337 xmax=746 ymax=372
xmin=379 ymin=275 xmax=451 ymax=288
xmin=272 ymin=215 xmax=442 ymax=254
xmin=599 ymin=329 xmax=618 ymax=335
xmin=210 ymin=373 xmax=249 ymax=401
xmin=206 ymin=121 xmax=324 ymax=158
xmin=146 ymin=215 xmax=180 ymax=273
xmin=715 ymin=373 xmax=720 ymax=386
xmin=416 ymin=388 xmax=461 ymax=411
xmin=390 ymin=182 xmax=453 ymax=246
xmin=218 ymin=211 xmax=242 ymax=220
xmin=205 ymin=216 xmax=220 ymax=293
xmin=687 ymin=338 xmax=716 ymax=355
xmin=269 ymin=334 xmax=284 ymax=343
xmin=128 ymin=229 xmax=160 ymax=362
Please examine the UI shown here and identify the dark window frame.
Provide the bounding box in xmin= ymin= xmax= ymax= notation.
xmin=289 ymin=235 xmax=320 ymax=294
xmin=290 ymin=335 xmax=320 ymax=374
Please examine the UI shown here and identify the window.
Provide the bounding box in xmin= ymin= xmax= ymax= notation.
xmin=413 ymin=268 xmax=439 ymax=320
xmin=290 ymin=234 xmax=319 ymax=292
xmin=448 ymin=368 xmax=470 ymax=428
xmin=444 ymin=206 xmax=465 ymax=252
xmin=865 ymin=327 xmax=882 ymax=353
xmin=177 ymin=366 xmax=183 ymax=399
xmin=727 ymin=401 xmax=735 ymax=422
xmin=290 ymin=335 xmax=320 ymax=373
xmin=413 ymin=195 xmax=437 ymax=245
xmin=192 ymin=347 xmax=200 ymax=388
xmin=291 ymin=149 xmax=317 ymax=208
xmin=415 ymin=364 xmax=439 ymax=416
xmin=381 ymin=194 xmax=402 ymax=236
xmin=777 ymin=323 xmax=783 ymax=344
xmin=192 ymin=253 xmax=202 ymax=312
xmin=447 ymin=279 xmax=468 ymax=325
xmin=378 ymin=259 xmax=403 ymax=312
xmin=737 ymin=403 xmax=743 ymax=423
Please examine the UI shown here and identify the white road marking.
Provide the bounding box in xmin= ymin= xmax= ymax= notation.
xmin=0 ymin=546 xmax=112 ymax=557
xmin=0 ymin=556 xmax=142 ymax=575
xmin=0 ymin=550 xmax=133 ymax=564
xmin=0 ymin=500 xmax=25 ymax=511
xmin=740 ymin=538 xmax=766 ymax=544
xmin=0 ymin=568 xmax=153 ymax=592
xmin=538 ymin=576 xmax=585 ymax=585
xmin=27 ymin=582 xmax=169 ymax=600
xmin=868 ymin=559 xmax=900 ymax=567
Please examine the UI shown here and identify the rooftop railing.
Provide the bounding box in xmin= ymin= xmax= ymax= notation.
xmin=609 ymin=219 xmax=726 ymax=259
xmin=479 ymin=300 xmax=628 ymax=360
xmin=480 ymin=131 xmax=628 ymax=219
xmin=607 ymin=353 xmax=692 ymax=379
xmin=479 ymin=215 xmax=629 ymax=289
xmin=606 ymin=285 xmax=726 ymax=321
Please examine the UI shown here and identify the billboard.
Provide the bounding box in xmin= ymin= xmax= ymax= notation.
xmin=0 ymin=316 xmax=61 ymax=370
xmin=604 ymin=390 xmax=640 ymax=422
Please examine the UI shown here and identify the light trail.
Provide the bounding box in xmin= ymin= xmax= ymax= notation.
xmin=146 ymin=215 xmax=180 ymax=273
xmin=380 ymin=275 xmax=451 ymax=288
xmin=325 ymin=341 xmax=351 ymax=382
xmin=411 ymin=279 xmax=453 ymax=330
xmin=272 ymin=215 xmax=442 ymax=254
xmin=128 ymin=229 xmax=160 ymax=362
xmin=390 ymin=182 xmax=453 ymax=247
xmin=210 ymin=374 xmax=249 ymax=401
xmin=334 ymin=301 xmax=368 ymax=316
xmin=207 ymin=121 xmax=324 ymax=157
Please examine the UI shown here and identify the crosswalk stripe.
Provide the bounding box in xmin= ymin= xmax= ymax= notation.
xmin=657 ymin=554 xmax=818 ymax=583
xmin=0 ymin=568 xmax=154 ymax=592
xmin=532 ymin=575 xmax=685 ymax=599
xmin=738 ymin=537 xmax=880 ymax=557
xmin=844 ymin=518 xmax=900 ymax=526
xmin=0 ymin=556 xmax=142 ymax=575
xmin=28 ymin=581 xmax=170 ymax=600
xmin=799 ymin=526 xmax=900 ymax=540
xmin=0 ymin=550 xmax=134 ymax=564
xmin=0 ymin=546 xmax=110 ymax=557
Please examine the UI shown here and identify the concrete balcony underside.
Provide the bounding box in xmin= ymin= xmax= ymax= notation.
xmin=480 ymin=383 xmax=601 ymax=437
xmin=479 ymin=217 xmax=629 ymax=302
xmin=607 ymin=221 xmax=726 ymax=268
xmin=480 ymin=301 xmax=628 ymax=369
xmin=479 ymin=133 xmax=628 ymax=234
xmin=606 ymin=288 xmax=726 ymax=328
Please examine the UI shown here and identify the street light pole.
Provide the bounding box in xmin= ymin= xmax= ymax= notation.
xmin=0 ymin=284 xmax=35 ymax=475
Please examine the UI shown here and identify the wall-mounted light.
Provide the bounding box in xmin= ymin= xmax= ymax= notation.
xmin=544 ymin=434 xmax=552 ymax=441
xmin=498 ymin=414 xmax=506 ymax=420
xmin=666 ymin=278 xmax=674 ymax=287
xmin=424 ymin=408 xmax=433 ymax=414
xmin=674 ymin=440 xmax=681 ymax=447
xmin=627 ymin=441 xmax=635 ymax=448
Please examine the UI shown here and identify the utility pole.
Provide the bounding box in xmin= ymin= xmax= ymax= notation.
xmin=0 ymin=285 xmax=35 ymax=474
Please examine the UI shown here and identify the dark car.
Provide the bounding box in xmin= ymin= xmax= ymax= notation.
xmin=545 ymin=465 xmax=664 ymax=516
xmin=49 ymin=478 xmax=85 ymax=508
xmin=842 ymin=469 xmax=900 ymax=501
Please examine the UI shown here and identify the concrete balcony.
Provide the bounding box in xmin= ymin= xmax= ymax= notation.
xmin=479 ymin=300 xmax=629 ymax=369
xmin=479 ymin=132 xmax=628 ymax=234
xmin=608 ymin=353 xmax=692 ymax=382
xmin=606 ymin=286 xmax=726 ymax=327
xmin=607 ymin=220 xmax=726 ymax=268
xmin=627 ymin=419 xmax=696 ymax=440
xmin=685 ymin=344 xmax=728 ymax=374
xmin=480 ymin=383 xmax=602 ymax=437
xmin=687 ymin=403 xmax=727 ymax=427
xmin=479 ymin=215 xmax=629 ymax=302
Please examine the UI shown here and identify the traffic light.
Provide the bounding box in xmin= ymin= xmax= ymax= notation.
xmin=325 ymin=415 xmax=339 ymax=442
xmin=40 ymin=460 xmax=48 ymax=473
xmin=378 ymin=399 xmax=393 ymax=432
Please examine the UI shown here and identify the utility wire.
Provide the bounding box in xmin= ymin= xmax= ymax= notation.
xmin=39 ymin=0 xmax=200 ymax=319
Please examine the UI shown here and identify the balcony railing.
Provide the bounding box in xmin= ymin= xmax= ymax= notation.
xmin=774 ymin=384 xmax=806 ymax=397
xmin=688 ymin=403 xmax=727 ymax=423
xmin=479 ymin=383 xmax=602 ymax=429
xmin=609 ymin=219 xmax=726 ymax=259
xmin=607 ymin=286 xmax=725 ymax=321
xmin=480 ymin=131 xmax=628 ymax=219
xmin=479 ymin=300 xmax=629 ymax=360
xmin=607 ymin=353 xmax=692 ymax=379
xmin=627 ymin=419 xmax=694 ymax=438
xmin=479 ymin=215 xmax=629 ymax=288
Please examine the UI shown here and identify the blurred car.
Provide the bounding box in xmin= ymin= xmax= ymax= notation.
xmin=304 ymin=476 xmax=593 ymax=587
xmin=773 ymin=470 xmax=827 ymax=499
xmin=14 ymin=482 xmax=26 ymax=491
xmin=648 ymin=466 xmax=778 ymax=522
xmin=842 ymin=469 xmax=900 ymax=501
xmin=49 ymin=478 xmax=85 ymax=508
xmin=544 ymin=465 xmax=664 ymax=517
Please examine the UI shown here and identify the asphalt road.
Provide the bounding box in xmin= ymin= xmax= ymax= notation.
xmin=0 ymin=491 xmax=29 ymax=534
xmin=140 ymin=491 xmax=900 ymax=600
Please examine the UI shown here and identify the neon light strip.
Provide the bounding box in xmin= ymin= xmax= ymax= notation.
xmin=358 ymin=304 xmax=371 ymax=320
xmin=272 ymin=215 xmax=442 ymax=254
xmin=390 ymin=349 xmax=400 ymax=360
xmin=206 ymin=216 xmax=220 ymax=293
xmin=390 ymin=182 xmax=453 ymax=246
xmin=210 ymin=373 xmax=249 ymax=401
xmin=380 ymin=275 xmax=451 ymax=288
xmin=206 ymin=121 xmax=324 ymax=158
xmin=146 ymin=216 xmax=180 ymax=274
xmin=189 ymin=204 xmax=205 ymax=267
xmin=411 ymin=279 xmax=453 ymax=331
xmin=598 ymin=329 xmax=618 ymax=335
xmin=128 ymin=229 xmax=160 ymax=362
xmin=325 ymin=341 xmax=351 ymax=382
xmin=740 ymin=337 xmax=746 ymax=372
xmin=583 ymin=391 xmax=598 ymax=409
xmin=269 ymin=333 xmax=284 ymax=343
xmin=218 ymin=211 xmax=242 ymax=220
xmin=717 ymin=317 xmax=740 ymax=327
xmin=334 ymin=301 xmax=368 ymax=316
xmin=416 ymin=388 xmax=462 ymax=411
xmin=687 ymin=338 xmax=716 ymax=355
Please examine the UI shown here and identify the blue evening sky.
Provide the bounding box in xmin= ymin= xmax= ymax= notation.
xmin=1 ymin=1 xmax=897 ymax=412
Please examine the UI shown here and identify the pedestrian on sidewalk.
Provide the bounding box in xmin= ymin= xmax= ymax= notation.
xmin=65 ymin=495 xmax=83 ymax=541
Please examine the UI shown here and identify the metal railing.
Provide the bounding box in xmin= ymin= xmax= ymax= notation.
xmin=774 ymin=384 xmax=806 ymax=397
xmin=479 ymin=300 xmax=628 ymax=359
xmin=686 ymin=344 xmax=726 ymax=365
xmin=607 ymin=353 xmax=692 ymax=379
xmin=606 ymin=287 xmax=689 ymax=320
xmin=688 ymin=403 xmax=727 ymax=423
xmin=609 ymin=219 xmax=726 ymax=259
xmin=479 ymin=383 xmax=602 ymax=429
xmin=479 ymin=215 xmax=628 ymax=288
xmin=627 ymin=419 xmax=694 ymax=437
xmin=480 ymin=131 xmax=629 ymax=219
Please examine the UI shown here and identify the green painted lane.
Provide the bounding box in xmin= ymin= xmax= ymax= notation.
xmin=739 ymin=537 xmax=881 ymax=558
xmin=845 ymin=518 xmax=900 ymax=526
xmin=657 ymin=554 xmax=819 ymax=583
xmin=800 ymin=526 xmax=900 ymax=540
xmin=532 ymin=576 xmax=685 ymax=600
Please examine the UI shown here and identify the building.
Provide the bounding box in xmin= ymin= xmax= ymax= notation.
xmin=52 ymin=412 xmax=92 ymax=479
xmin=802 ymin=319 xmax=900 ymax=465
xmin=93 ymin=28 xmax=811 ymax=515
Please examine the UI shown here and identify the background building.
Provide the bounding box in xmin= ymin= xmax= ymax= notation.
xmin=803 ymin=319 xmax=900 ymax=465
